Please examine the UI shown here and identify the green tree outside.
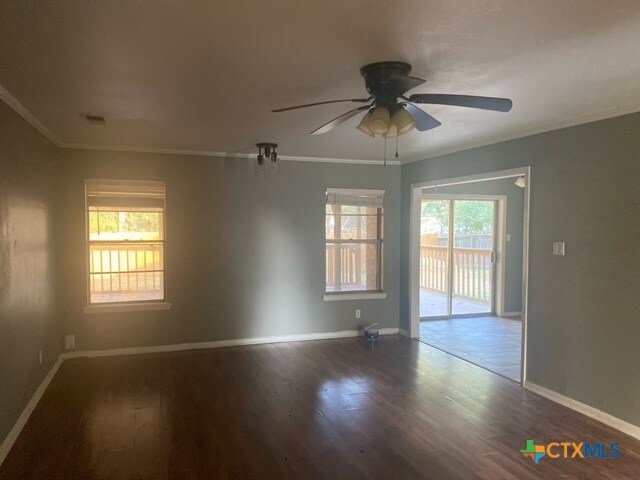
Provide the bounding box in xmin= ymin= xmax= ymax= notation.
xmin=89 ymin=211 xmax=161 ymax=234
xmin=421 ymin=200 xmax=493 ymax=236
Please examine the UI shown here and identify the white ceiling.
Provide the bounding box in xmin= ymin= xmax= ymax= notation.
xmin=1 ymin=1 xmax=640 ymax=163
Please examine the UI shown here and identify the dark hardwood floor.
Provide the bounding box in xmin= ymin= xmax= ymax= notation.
xmin=1 ymin=336 xmax=639 ymax=479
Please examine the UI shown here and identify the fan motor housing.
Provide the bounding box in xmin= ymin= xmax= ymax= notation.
xmin=360 ymin=61 xmax=412 ymax=105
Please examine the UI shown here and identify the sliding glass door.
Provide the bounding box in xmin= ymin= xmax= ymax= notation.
xmin=419 ymin=200 xmax=450 ymax=317
xmin=451 ymin=200 xmax=495 ymax=315
xmin=420 ymin=198 xmax=496 ymax=318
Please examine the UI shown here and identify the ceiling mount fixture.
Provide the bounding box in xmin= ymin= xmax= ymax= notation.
xmin=255 ymin=142 xmax=279 ymax=177
xmin=272 ymin=61 xmax=513 ymax=141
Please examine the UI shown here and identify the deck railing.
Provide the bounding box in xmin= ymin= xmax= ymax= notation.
xmin=420 ymin=245 xmax=492 ymax=304
xmin=326 ymin=244 xmax=359 ymax=290
xmin=89 ymin=243 xmax=163 ymax=297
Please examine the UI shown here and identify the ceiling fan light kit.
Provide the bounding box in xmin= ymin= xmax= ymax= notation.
xmin=384 ymin=124 xmax=399 ymax=139
xmin=368 ymin=107 xmax=391 ymax=134
xmin=356 ymin=114 xmax=375 ymax=137
xmin=272 ymin=61 xmax=513 ymax=159
xmin=357 ymin=105 xmax=418 ymax=138
xmin=357 ymin=104 xmax=419 ymax=143
xmin=390 ymin=107 xmax=417 ymax=136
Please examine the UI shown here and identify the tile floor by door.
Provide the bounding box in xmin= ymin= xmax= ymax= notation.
xmin=420 ymin=316 xmax=522 ymax=381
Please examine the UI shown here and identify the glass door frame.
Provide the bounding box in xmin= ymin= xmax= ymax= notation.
xmin=420 ymin=193 xmax=507 ymax=320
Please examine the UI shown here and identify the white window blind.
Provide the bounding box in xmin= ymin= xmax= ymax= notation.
xmin=326 ymin=189 xmax=385 ymax=208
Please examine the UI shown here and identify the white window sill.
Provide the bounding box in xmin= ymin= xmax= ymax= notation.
xmin=323 ymin=292 xmax=387 ymax=302
xmin=83 ymin=301 xmax=172 ymax=314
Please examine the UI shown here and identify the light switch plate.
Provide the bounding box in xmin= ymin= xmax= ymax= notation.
xmin=553 ymin=242 xmax=565 ymax=256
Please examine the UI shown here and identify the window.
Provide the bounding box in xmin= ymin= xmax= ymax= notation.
xmin=325 ymin=188 xmax=384 ymax=294
xmin=85 ymin=180 xmax=166 ymax=304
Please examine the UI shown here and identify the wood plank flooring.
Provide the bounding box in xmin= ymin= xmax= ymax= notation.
xmin=1 ymin=336 xmax=639 ymax=479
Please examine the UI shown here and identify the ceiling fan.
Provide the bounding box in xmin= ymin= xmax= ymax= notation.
xmin=272 ymin=61 xmax=513 ymax=138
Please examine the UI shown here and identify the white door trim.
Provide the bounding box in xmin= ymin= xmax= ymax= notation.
xmin=409 ymin=166 xmax=531 ymax=385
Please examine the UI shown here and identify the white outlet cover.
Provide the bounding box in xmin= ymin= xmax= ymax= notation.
xmin=553 ymin=242 xmax=566 ymax=256
xmin=65 ymin=335 xmax=76 ymax=350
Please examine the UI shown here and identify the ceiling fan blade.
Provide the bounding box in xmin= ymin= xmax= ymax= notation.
xmin=409 ymin=94 xmax=513 ymax=112
xmin=272 ymin=97 xmax=372 ymax=113
xmin=402 ymin=103 xmax=442 ymax=132
xmin=382 ymin=73 xmax=426 ymax=96
xmin=310 ymin=105 xmax=371 ymax=135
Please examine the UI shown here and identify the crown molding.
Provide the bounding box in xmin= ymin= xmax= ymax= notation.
xmin=280 ymin=153 xmax=400 ymax=166
xmin=62 ymin=143 xmax=401 ymax=165
xmin=0 ymin=84 xmax=62 ymax=146
xmin=401 ymin=103 xmax=640 ymax=164
xmin=0 ymin=83 xmax=400 ymax=166
xmin=4 ymin=81 xmax=637 ymax=168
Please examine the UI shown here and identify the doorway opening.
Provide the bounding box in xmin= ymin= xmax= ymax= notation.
xmin=409 ymin=168 xmax=530 ymax=384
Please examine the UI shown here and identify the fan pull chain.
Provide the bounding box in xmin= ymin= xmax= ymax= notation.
xmin=395 ymin=136 xmax=399 ymax=159
xmin=384 ymin=137 xmax=387 ymax=166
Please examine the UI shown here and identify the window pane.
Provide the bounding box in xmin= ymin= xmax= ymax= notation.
xmin=420 ymin=199 xmax=450 ymax=317
xmin=89 ymin=209 xmax=163 ymax=241
xmin=325 ymin=242 xmax=379 ymax=292
xmin=325 ymin=189 xmax=383 ymax=294
xmin=89 ymin=272 xmax=164 ymax=303
xmin=86 ymin=180 xmax=165 ymax=304
xmin=325 ymin=205 xmax=337 ymax=239
xmin=325 ymin=205 xmax=381 ymax=240
xmin=89 ymin=243 xmax=163 ymax=273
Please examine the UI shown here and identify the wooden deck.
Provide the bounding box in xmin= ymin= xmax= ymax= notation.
xmin=420 ymin=290 xmax=490 ymax=317
xmin=1 ymin=336 xmax=638 ymax=479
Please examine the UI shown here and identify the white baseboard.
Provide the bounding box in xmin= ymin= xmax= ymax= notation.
xmin=0 ymin=328 xmax=399 ymax=466
xmin=502 ymin=311 xmax=522 ymax=318
xmin=524 ymin=381 xmax=640 ymax=441
xmin=63 ymin=327 xmax=400 ymax=359
xmin=0 ymin=355 xmax=63 ymax=466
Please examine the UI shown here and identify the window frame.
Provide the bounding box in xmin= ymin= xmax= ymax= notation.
xmin=324 ymin=188 xmax=385 ymax=300
xmin=83 ymin=179 xmax=170 ymax=312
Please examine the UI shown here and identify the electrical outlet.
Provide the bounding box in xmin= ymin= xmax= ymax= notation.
xmin=38 ymin=350 xmax=43 ymax=365
xmin=355 ymin=309 xmax=361 ymax=319
xmin=65 ymin=335 xmax=76 ymax=350
xmin=553 ymin=242 xmax=565 ymax=256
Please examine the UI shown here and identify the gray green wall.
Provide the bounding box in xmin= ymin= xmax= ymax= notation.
xmin=2 ymin=93 xmax=638 ymax=450
xmin=427 ymin=178 xmax=524 ymax=314
xmin=56 ymin=150 xmax=401 ymax=351
xmin=401 ymin=112 xmax=640 ymax=426
xmin=0 ymin=101 xmax=61 ymax=444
